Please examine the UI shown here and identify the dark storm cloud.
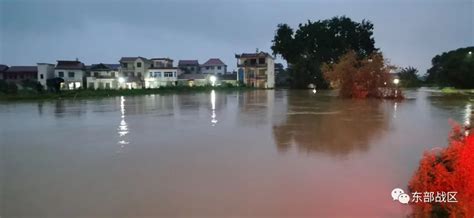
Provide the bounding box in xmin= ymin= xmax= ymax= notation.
xmin=1 ymin=0 xmax=472 ymax=73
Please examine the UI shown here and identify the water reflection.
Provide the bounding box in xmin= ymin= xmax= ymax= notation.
xmin=117 ymin=96 xmax=130 ymax=147
xmin=210 ymin=90 xmax=218 ymax=125
xmin=273 ymin=91 xmax=391 ymax=156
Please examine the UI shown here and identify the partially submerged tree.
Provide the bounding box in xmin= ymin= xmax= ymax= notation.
xmin=322 ymin=50 xmax=399 ymax=98
xmin=271 ymin=16 xmax=377 ymax=88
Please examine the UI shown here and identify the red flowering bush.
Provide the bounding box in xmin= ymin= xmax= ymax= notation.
xmin=409 ymin=124 xmax=474 ymax=217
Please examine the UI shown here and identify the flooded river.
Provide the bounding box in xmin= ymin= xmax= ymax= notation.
xmin=0 ymin=89 xmax=471 ymax=217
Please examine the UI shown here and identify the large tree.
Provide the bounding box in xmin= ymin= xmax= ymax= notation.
xmin=271 ymin=16 xmax=377 ymax=88
xmin=425 ymin=47 xmax=474 ymax=89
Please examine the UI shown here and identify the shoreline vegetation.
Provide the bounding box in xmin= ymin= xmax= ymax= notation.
xmin=0 ymin=85 xmax=257 ymax=101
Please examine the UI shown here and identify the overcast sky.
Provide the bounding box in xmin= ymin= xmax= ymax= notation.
xmin=0 ymin=0 xmax=472 ymax=74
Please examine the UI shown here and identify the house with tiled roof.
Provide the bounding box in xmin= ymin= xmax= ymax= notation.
xmin=200 ymin=58 xmax=227 ymax=75
xmin=54 ymin=60 xmax=86 ymax=90
xmin=0 ymin=64 xmax=8 ymax=80
xmin=145 ymin=58 xmax=178 ymax=88
xmin=235 ymin=51 xmax=275 ymax=88
xmin=86 ymin=63 xmax=120 ymax=89
xmin=119 ymin=56 xmax=150 ymax=89
xmin=178 ymin=60 xmax=200 ymax=74
xmin=2 ymin=66 xmax=38 ymax=84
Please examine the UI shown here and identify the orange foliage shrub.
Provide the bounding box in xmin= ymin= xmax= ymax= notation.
xmin=409 ymin=125 xmax=474 ymax=217
xmin=322 ymin=50 xmax=402 ymax=99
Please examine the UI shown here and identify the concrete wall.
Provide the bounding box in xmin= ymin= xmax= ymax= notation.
xmin=145 ymin=69 xmax=178 ymax=88
xmin=54 ymin=69 xmax=85 ymax=89
xmin=37 ymin=64 xmax=55 ymax=88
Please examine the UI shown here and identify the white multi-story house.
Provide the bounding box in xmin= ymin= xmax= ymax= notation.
xmin=86 ymin=63 xmax=120 ymax=89
xmin=145 ymin=58 xmax=178 ymax=88
xmin=235 ymin=51 xmax=275 ymax=88
xmin=200 ymin=58 xmax=227 ymax=75
xmin=54 ymin=60 xmax=86 ymax=90
xmin=37 ymin=63 xmax=55 ymax=88
xmin=119 ymin=57 xmax=150 ymax=89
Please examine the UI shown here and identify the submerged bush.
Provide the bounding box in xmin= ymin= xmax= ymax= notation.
xmin=409 ymin=124 xmax=474 ymax=217
xmin=322 ymin=50 xmax=402 ymax=99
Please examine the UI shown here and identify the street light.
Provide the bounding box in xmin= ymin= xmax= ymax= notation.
xmin=469 ymin=51 xmax=472 ymax=55
xmin=393 ymin=78 xmax=400 ymax=85
xmin=118 ymin=77 xmax=125 ymax=83
xmin=209 ymin=75 xmax=217 ymax=86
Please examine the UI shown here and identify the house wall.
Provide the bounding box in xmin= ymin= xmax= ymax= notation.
xmin=145 ymin=69 xmax=178 ymax=88
xmin=266 ymin=57 xmax=275 ymax=88
xmin=54 ymin=69 xmax=85 ymax=89
xmin=37 ymin=64 xmax=54 ymax=88
xmin=200 ymin=65 xmax=226 ymax=75
xmin=86 ymin=77 xmax=118 ymax=89
xmin=179 ymin=65 xmax=200 ymax=74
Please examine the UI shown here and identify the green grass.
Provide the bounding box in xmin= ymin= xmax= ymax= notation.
xmin=0 ymin=85 xmax=257 ymax=101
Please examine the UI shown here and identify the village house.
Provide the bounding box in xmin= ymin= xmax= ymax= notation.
xmin=119 ymin=57 xmax=150 ymax=89
xmin=2 ymin=66 xmax=38 ymax=88
xmin=218 ymin=73 xmax=238 ymax=86
xmin=86 ymin=63 xmax=120 ymax=89
xmin=200 ymin=58 xmax=227 ymax=75
xmin=235 ymin=51 xmax=275 ymax=88
xmin=178 ymin=60 xmax=200 ymax=74
xmin=37 ymin=63 xmax=55 ymax=88
xmin=145 ymin=58 xmax=178 ymax=88
xmin=54 ymin=60 xmax=86 ymax=90
xmin=0 ymin=64 xmax=9 ymax=80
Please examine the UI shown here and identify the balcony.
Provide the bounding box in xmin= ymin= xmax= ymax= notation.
xmin=237 ymin=63 xmax=267 ymax=68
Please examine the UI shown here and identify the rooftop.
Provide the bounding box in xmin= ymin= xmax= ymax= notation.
xmin=202 ymin=58 xmax=226 ymax=66
xmin=5 ymin=66 xmax=37 ymax=73
xmin=235 ymin=51 xmax=273 ymax=59
xmin=178 ymin=60 xmax=199 ymax=66
xmin=119 ymin=57 xmax=149 ymax=62
xmin=0 ymin=64 xmax=8 ymax=72
xmin=56 ymin=60 xmax=85 ymax=70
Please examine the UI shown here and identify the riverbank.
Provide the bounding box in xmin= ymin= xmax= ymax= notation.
xmin=0 ymin=86 xmax=256 ymax=101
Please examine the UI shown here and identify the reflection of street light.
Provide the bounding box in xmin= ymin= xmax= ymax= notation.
xmin=209 ymin=75 xmax=217 ymax=86
xmin=118 ymin=77 xmax=125 ymax=83
xmin=393 ymin=78 xmax=400 ymax=98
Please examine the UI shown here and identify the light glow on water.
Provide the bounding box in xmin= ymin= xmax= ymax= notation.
xmin=118 ymin=96 xmax=129 ymax=145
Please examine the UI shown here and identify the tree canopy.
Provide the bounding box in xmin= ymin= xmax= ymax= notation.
xmin=425 ymin=47 xmax=474 ymax=89
xmin=271 ymin=16 xmax=377 ymax=88
xmin=398 ymin=66 xmax=422 ymax=88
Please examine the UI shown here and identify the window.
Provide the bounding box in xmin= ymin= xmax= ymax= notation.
xmin=105 ymin=83 xmax=110 ymax=89
xmin=123 ymin=63 xmax=128 ymax=68
xmin=155 ymin=72 xmax=161 ymax=77
xmin=40 ymin=74 xmax=44 ymax=79
xmin=68 ymin=72 xmax=75 ymax=78
xmin=217 ymin=66 xmax=221 ymax=70
xmin=149 ymin=72 xmax=153 ymax=77
xmin=137 ymin=62 xmax=142 ymax=68
xmin=94 ymin=72 xmax=99 ymax=77
xmin=137 ymin=72 xmax=142 ymax=77
xmin=211 ymin=66 xmax=215 ymax=70
xmin=206 ymin=66 xmax=210 ymax=70
xmin=259 ymin=58 xmax=266 ymax=64
xmin=58 ymin=71 xmax=64 ymax=77
xmin=164 ymin=72 xmax=173 ymax=77
xmin=250 ymin=59 xmax=257 ymax=65
xmin=111 ymin=72 xmax=115 ymax=77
